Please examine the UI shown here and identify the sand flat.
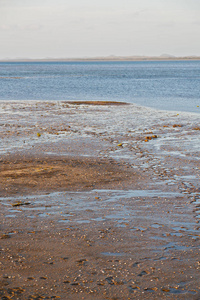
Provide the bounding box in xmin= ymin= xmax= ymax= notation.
xmin=0 ymin=101 xmax=200 ymax=299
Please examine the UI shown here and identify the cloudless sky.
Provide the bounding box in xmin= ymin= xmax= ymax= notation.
xmin=0 ymin=0 xmax=200 ymax=58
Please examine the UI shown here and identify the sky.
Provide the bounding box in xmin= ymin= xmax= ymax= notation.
xmin=0 ymin=0 xmax=200 ymax=59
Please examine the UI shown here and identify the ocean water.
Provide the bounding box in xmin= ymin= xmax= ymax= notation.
xmin=0 ymin=60 xmax=200 ymax=113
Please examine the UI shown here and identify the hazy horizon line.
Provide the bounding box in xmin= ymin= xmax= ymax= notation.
xmin=1 ymin=54 xmax=200 ymax=62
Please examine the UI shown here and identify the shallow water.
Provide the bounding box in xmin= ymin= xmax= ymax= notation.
xmin=0 ymin=188 xmax=198 ymax=238
xmin=0 ymin=61 xmax=200 ymax=113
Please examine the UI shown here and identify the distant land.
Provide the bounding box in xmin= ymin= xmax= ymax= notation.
xmin=1 ymin=55 xmax=200 ymax=62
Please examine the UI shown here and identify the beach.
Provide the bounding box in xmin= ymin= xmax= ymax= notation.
xmin=0 ymin=101 xmax=200 ymax=299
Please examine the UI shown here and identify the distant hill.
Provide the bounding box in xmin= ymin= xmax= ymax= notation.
xmin=159 ymin=54 xmax=176 ymax=58
xmin=0 ymin=55 xmax=200 ymax=62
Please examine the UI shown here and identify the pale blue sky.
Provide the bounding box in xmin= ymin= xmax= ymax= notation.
xmin=0 ymin=0 xmax=200 ymax=58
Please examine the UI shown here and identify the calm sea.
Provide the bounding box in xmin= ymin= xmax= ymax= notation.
xmin=0 ymin=60 xmax=200 ymax=113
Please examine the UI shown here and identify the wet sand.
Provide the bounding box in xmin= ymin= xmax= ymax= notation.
xmin=0 ymin=101 xmax=200 ymax=299
xmin=0 ymin=155 xmax=137 ymax=197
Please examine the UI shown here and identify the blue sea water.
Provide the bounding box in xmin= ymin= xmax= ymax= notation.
xmin=0 ymin=60 xmax=200 ymax=113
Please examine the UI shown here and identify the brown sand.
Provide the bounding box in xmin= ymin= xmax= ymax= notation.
xmin=0 ymin=155 xmax=136 ymax=197
xmin=65 ymin=101 xmax=129 ymax=106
